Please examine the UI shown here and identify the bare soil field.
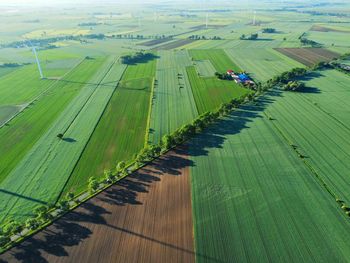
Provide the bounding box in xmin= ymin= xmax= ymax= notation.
xmin=156 ymin=39 xmax=196 ymax=50
xmin=275 ymin=48 xmax=340 ymax=66
xmin=0 ymin=148 xmax=195 ymax=263
xmin=310 ymin=25 xmax=349 ymax=33
xmin=139 ymin=38 xmax=174 ymax=47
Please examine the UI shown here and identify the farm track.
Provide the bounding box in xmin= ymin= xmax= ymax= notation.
xmin=0 ymin=148 xmax=195 ymax=263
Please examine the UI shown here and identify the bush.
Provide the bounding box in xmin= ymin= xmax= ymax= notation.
xmin=88 ymin=177 xmax=99 ymax=193
xmin=25 ymin=218 xmax=40 ymax=230
xmin=0 ymin=235 xmax=10 ymax=247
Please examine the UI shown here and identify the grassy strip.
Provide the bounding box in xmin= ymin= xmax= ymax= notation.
xmin=144 ymin=77 xmax=155 ymax=147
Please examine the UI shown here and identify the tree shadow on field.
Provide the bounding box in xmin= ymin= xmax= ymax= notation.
xmin=1 ymin=87 xmax=321 ymax=263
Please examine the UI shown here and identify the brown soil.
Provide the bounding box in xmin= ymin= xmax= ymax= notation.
xmin=275 ymin=48 xmax=340 ymax=66
xmin=155 ymin=39 xmax=196 ymax=50
xmin=0 ymin=148 xmax=195 ymax=263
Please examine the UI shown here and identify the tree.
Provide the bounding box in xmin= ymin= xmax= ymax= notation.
xmin=88 ymin=177 xmax=99 ymax=193
xmin=57 ymin=200 xmax=70 ymax=211
xmin=161 ymin=134 xmax=173 ymax=150
xmin=3 ymin=221 xmax=23 ymax=236
xmin=66 ymin=192 xmax=75 ymax=202
xmin=104 ymin=169 xmax=113 ymax=183
xmin=57 ymin=133 xmax=64 ymax=139
xmin=283 ymin=81 xmax=305 ymax=92
xmin=25 ymin=218 xmax=40 ymax=230
xmin=240 ymin=34 xmax=246 ymax=40
xmin=0 ymin=235 xmax=10 ymax=247
xmin=116 ymin=161 xmax=126 ymax=172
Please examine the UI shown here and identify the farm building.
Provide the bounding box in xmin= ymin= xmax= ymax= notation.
xmin=227 ymin=70 xmax=255 ymax=86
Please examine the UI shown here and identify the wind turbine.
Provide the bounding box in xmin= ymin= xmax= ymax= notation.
xmin=27 ymin=40 xmax=44 ymax=79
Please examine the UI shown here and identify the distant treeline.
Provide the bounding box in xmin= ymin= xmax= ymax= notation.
xmin=188 ymin=35 xmax=223 ymax=40
xmin=262 ymin=28 xmax=276 ymax=33
xmin=298 ymin=33 xmax=322 ymax=47
xmin=240 ymin=33 xmax=258 ymax=40
xmin=0 ymin=33 xmax=178 ymax=49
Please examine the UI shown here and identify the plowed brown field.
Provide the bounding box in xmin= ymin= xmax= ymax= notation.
xmin=0 ymin=148 xmax=194 ymax=263
xmin=275 ymin=48 xmax=340 ymax=66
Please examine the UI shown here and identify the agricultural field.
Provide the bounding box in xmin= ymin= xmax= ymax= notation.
xmin=1 ymin=149 xmax=194 ymax=263
xmin=1 ymin=0 xmax=350 ymax=261
xmin=189 ymin=101 xmax=350 ymax=262
xmin=225 ymin=48 xmax=304 ymax=82
xmin=275 ymin=48 xmax=340 ymax=67
xmin=148 ymin=50 xmax=198 ymax=143
xmin=189 ymin=49 xmax=240 ymax=73
xmin=0 ymin=56 xmax=126 ymax=222
xmin=64 ymin=54 xmax=156 ymax=194
xmin=187 ymin=66 xmax=250 ymax=114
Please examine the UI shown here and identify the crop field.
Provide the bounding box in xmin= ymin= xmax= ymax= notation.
xmin=298 ymin=69 xmax=350 ymax=127
xmin=306 ymin=31 xmax=350 ymax=47
xmin=189 ymin=49 xmax=240 ymax=73
xmin=0 ymin=58 xmax=106 ymax=185
xmin=225 ymin=48 xmax=304 ymax=82
xmin=148 ymin=50 xmax=198 ymax=143
xmin=1 ymin=1 xmax=350 ymax=261
xmin=0 ymin=56 xmax=127 ymax=222
xmin=64 ymin=55 xmax=157 ymax=193
xmin=266 ymin=92 xmax=350 ymax=203
xmin=187 ymin=66 xmax=250 ymax=113
xmin=157 ymin=39 xmax=196 ymax=50
xmin=189 ymin=102 xmax=350 ymax=262
xmin=194 ymin=60 xmax=216 ymax=77
xmin=1 ymin=149 xmax=194 ymax=263
xmin=275 ymin=48 xmax=340 ymax=67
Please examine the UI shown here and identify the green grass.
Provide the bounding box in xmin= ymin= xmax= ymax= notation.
xmin=0 ymin=56 xmax=126 ymax=223
xmin=225 ymin=48 xmax=304 ymax=82
xmin=189 ymin=102 xmax=350 ymax=262
xmin=189 ymin=49 xmax=240 ymax=73
xmin=186 ymin=66 xmax=250 ymax=113
xmin=63 ymin=56 xmax=157 ymax=194
xmin=307 ymin=31 xmax=350 ymax=47
xmin=148 ymin=50 xmax=198 ymax=143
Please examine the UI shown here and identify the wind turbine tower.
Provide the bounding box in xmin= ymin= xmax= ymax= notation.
xmin=31 ymin=45 xmax=44 ymax=79
xmin=206 ymin=13 xmax=209 ymax=29
xmin=253 ymin=11 xmax=257 ymax=26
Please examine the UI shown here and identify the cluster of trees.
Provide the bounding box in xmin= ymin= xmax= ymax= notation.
xmin=262 ymin=28 xmax=276 ymax=33
xmin=282 ymin=81 xmax=305 ymax=92
xmin=120 ymin=52 xmax=155 ymax=64
xmin=188 ymin=35 xmax=223 ymax=40
xmin=268 ymin=67 xmax=307 ymax=86
xmin=298 ymin=32 xmax=321 ymax=47
xmin=240 ymin=33 xmax=258 ymax=40
xmin=0 ymin=63 xmax=21 ymax=68
xmin=215 ymin=72 xmax=232 ymax=80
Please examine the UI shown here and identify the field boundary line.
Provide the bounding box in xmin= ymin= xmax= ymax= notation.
xmin=0 ymin=57 xmax=86 ymax=129
xmin=61 ymin=57 xmax=117 ymax=136
xmin=55 ymin=60 xmax=127 ymax=203
xmin=144 ymin=76 xmax=156 ymax=147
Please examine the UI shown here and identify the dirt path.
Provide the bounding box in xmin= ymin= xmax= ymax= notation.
xmin=0 ymin=148 xmax=195 ymax=263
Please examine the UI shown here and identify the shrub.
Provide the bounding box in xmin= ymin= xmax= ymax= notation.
xmin=0 ymin=235 xmax=10 ymax=247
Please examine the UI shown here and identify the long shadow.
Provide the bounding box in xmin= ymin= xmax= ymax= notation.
xmin=0 ymin=189 xmax=47 ymax=205
xmin=2 ymin=89 xmax=316 ymax=263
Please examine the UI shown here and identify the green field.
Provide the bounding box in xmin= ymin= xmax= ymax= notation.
xmin=194 ymin=60 xmax=217 ymax=77
xmin=148 ymin=50 xmax=198 ymax=143
xmin=225 ymin=48 xmax=304 ymax=82
xmin=0 ymin=56 xmax=127 ymax=222
xmin=189 ymin=102 xmax=350 ymax=262
xmin=63 ymin=55 xmax=157 ymax=194
xmin=266 ymin=86 xmax=350 ymax=204
xmin=0 ymin=58 xmax=106 ymax=185
xmin=187 ymin=66 xmax=250 ymax=113
xmin=298 ymin=69 xmax=350 ymax=127
xmin=189 ymin=49 xmax=240 ymax=73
